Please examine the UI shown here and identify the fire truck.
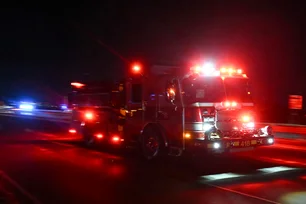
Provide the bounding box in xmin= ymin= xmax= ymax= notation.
xmin=68 ymin=62 xmax=274 ymax=159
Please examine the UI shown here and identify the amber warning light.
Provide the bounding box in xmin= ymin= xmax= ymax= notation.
xmin=222 ymin=101 xmax=238 ymax=108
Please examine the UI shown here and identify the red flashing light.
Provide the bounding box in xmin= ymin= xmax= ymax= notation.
xmin=95 ymin=133 xmax=103 ymax=139
xmin=111 ymin=135 xmax=124 ymax=143
xmin=242 ymin=115 xmax=251 ymax=122
xmin=228 ymin=68 xmax=234 ymax=74
xmin=71 ymin=82 xmax=85 ymax=88
xmin=231 ymin=101 xmax=237 ymax=107
xmin=220 ymin=67 xmax=227 ymax=73
xmin=222 ymin=101 xmax=238 ymax=108
xmin=224 ymin=101 xmax=231 ymax=107
xmin=192 ymin=65 xmax=201 ymax=74
xmin=219 ymin=67 xmax=245 ymax=76
xmin=84 ymin=111 xmax=94 ymax=120
xmin=133 ymin=65 xmax=140 ymax=72
xmin=112 ymin=136 xmax=120 ymax=142
xmin=69 ymin=129 xmax=77 ymax=133
xmin=190 ymin=63 xmax=219 ymax=76
xmin=131 ymin=63 xmax=142 ymax=74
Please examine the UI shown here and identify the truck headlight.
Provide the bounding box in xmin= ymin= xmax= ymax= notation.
xmin=267 ymin=138 xmax=274 ymax=144
xmin=213 ymin=142 xmax=220 ymax=149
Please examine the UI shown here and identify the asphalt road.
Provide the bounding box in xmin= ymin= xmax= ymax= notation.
xmin=0 ymin=116 xmax=306 ymax=204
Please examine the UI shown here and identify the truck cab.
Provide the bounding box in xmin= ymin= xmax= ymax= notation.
xmin=137 ymin=64 xmax=274 ymax=159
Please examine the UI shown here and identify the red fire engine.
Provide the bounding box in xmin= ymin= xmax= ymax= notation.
xmin=68 ymin=62 xmax=274 ymax=159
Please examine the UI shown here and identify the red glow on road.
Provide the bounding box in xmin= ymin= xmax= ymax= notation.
xmin=258 ymin=157 xmax=306 ymax=167
xmin=300 ymin=175 xmax=306 ymax=180
xmin=239 ymin=183 xmax=266 ymax=189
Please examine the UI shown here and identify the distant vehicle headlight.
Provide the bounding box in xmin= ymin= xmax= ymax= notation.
xmin=19 ymin=103 xmax=34 ymax=111
xmin=61 ymin=105 xmax=68 ymax=110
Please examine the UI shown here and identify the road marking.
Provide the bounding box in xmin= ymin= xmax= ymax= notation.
xmin=208 ymin=183 xmax=281 ymax=204
xmin=0 ymin=170 xmax=42 ymax=204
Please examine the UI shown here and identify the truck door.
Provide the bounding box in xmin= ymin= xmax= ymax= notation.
xmin=125 ymin=80 xmax=144 ymax=140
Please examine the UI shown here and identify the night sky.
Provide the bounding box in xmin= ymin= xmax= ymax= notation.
xmin=1 ymin=1 xmax=306 ymax=111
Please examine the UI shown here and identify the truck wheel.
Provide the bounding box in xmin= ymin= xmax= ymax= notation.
xmin=83 ymin=134 xmax=95 ymax=147
xmin=141 ymin=126 xmax=164 ymax=160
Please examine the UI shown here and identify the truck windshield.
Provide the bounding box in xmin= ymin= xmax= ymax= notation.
xmin=71 ymin=93 xmax=110 ymax=107
xmin=182 ymin=77 xmax=252 ymax=104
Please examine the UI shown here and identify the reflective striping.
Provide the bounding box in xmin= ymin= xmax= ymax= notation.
xmin=185 ymin=122 xmax=203 ymax=131
xmin=188 ymin=102 xmax=254 ymax=107
xmin=188 ymin=103 xmax=215 ymax=107
xmin=242 ymin=103 xmax=254 ymax=106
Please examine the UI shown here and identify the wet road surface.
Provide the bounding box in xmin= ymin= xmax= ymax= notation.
xmin=0 ymin=116 xmax=306 ymax=204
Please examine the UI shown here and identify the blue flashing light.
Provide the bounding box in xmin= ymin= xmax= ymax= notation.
xmin=19 ymin=102 xmax=34 ymax=111
xmin=61 ymin=105 xmax=68 ymax=110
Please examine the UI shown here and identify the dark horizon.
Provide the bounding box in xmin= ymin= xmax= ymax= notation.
xmin=1 ymin=1 xmax=306 ymax=112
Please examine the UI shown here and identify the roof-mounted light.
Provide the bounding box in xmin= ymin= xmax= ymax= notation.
xmin=215 ymin=100 xmax=241 ymax=110
xmin=190 ymin=62 xmax=220 ymax=76
xmin=220 ymin=67 xmax=246 ymax=77
xmin=190 ymin=62 xmax=247 ymax=78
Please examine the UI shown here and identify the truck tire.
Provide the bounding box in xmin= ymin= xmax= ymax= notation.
xmin=140 ymin=125 xmax=164 ymax=160
xmin=83 ymin=133 xmax=95 ymax=147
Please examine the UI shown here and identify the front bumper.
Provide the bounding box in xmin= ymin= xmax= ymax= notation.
xmin=186 ymin=135 xmax=274 ymax=153
xmin=80 ymin=122 xmax=125 ymax=145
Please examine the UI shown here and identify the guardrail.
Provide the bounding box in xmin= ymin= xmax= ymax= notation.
xmin=0 ymin=108 xmax=71 ymax=123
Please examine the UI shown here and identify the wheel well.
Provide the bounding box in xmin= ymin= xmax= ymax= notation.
xmin=142 ymin=123 xmax=168 ymax=147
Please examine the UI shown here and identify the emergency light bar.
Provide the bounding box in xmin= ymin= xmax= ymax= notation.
xmin=190 ymin=63 xmax=220 ymax=76
xmin=190 ymin=63 xmax=247 ymax=78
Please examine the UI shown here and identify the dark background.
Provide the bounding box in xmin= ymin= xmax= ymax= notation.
xmin=0 ymin=0 xmax=305 ymax=122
